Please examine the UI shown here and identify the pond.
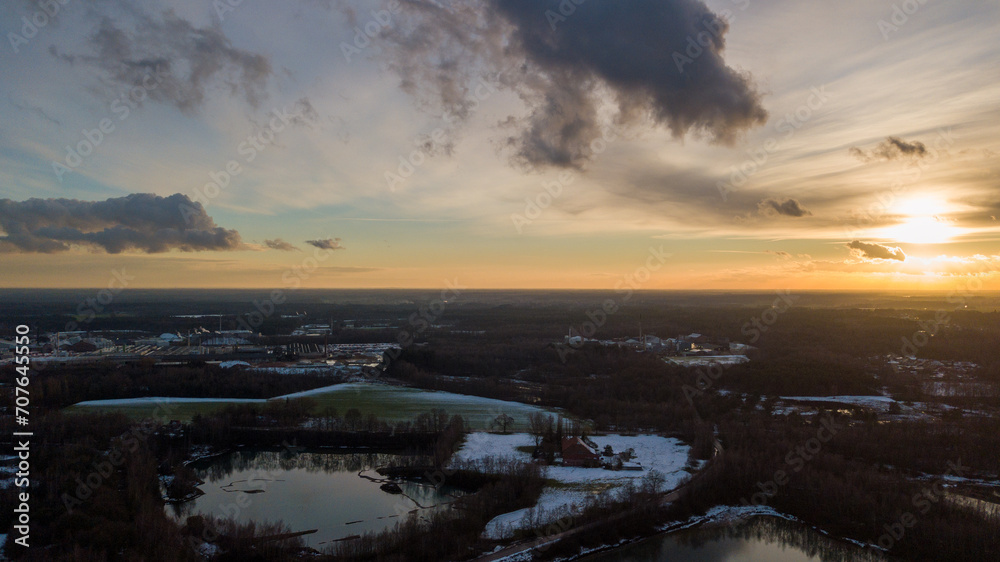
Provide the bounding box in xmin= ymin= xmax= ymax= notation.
xmin=167 ymin=449 xmax=461 ymax=548
xmin=580 ymin=516 xmax=885 ymax=562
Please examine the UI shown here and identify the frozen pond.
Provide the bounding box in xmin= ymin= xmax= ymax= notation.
xmin=167 ymin=449 xmax=462 ymax=547
xmin=581 ymin=516 xmax=884 ymax=562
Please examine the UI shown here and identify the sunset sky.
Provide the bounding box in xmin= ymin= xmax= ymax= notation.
xmin=1 ymin=0 xmax=999 ymax=290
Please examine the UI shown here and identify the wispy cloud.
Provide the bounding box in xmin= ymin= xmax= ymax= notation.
xmin=850 ymin=136 xmax=929 ymax=162
xmin=758 ymin=198 xmax=812 ymax=218
xmin=305 ymin=238 xmax=346 ymax=251
xmin=847 ymin=240 xmax=906 ymax=262
xmin=50 ymin=5 xmax=271 ymax=113
xmin=263 ymin=238 xmax=299 ymax=251
xmin=765 ymin=250 xmax=793 ymax=259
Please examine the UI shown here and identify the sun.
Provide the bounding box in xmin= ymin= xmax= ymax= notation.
xmin=877 ymin=196 xmax=963 ymax=244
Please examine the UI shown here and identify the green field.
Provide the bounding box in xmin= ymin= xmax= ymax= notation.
xmin=65 ymin=398 xmax=264 ymax=422
xmin=293 ymin=383 xmax=568 ymax=430
xmin=66 ymin=383 xmax=571 ymax=429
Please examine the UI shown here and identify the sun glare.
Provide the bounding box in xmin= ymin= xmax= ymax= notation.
xmin=878 ymin=197 xmax=963 ymax=244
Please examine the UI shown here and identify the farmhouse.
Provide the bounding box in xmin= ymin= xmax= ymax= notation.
xmin=561 ymin=437 xmax=600 ymax=467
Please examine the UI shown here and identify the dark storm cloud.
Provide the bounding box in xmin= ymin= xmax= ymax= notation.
xmin=758 ymin=198 xmax=812 ymax=217
xmin=264 ymin=239 xmax=300 ymax=251
xmin=847 ymin=240 xmax=906 ymax=262
xmin=0 ymin=193 xmax=244 ymax=254
xmin=850 ymin=136 xmax=928 ymax=162
xmin=380 ymin=0 xmax=767 ymax=169
xmin=52 ymin=8 xmax=271 ymax=113
xmin=305 ymin=238 xmax=346 ymax=251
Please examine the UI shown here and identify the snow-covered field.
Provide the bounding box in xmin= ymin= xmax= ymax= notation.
xmin=779 ymin=395 xmax=895 ymax=410
xmin=666 ymin=355 xmax=749 ymax=367
xmin=69 ymin=384 xmax=349 ymax=407
xmin=453 ymin=432 xmax=535 ymax=464
xmin=68 ymin=383 xmax=569 ymax=428
xmin=269 ymin=384 xmax=346 ymax=400
xmin=484 ymin=488 xmax=593 ymax=540
xmin=72 ymin=396 xmax=265 ymax=407
xmin=774 ymin=395 xmax=963 ymax=421
xmin=452 ymin=432 xmax=693 ymax=539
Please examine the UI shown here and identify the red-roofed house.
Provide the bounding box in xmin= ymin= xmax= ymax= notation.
xmin=561 ymin=437 xmax=600 ymax=467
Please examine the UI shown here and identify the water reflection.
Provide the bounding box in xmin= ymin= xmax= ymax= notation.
xmin=191 ymin=449 xmax=406 ymax=482
xmin=168 ymin=449 xmax=460 ymax=546
xmin=946 ymin=493 xmax=1000 ymax=518
xmin=582 ymin=516 xmax=885 ymax=562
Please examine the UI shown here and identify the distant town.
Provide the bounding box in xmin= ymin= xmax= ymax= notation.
xmin=0 ymin=318 xmax=400 ymax=377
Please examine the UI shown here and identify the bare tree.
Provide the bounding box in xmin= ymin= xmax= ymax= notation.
xmin=642 ymin=470 xmax=666 ymax=494
xmin=527 ymin=412 xmax=553 ymax=446
xmin=492 ymin=412 xmax=515 ymax=434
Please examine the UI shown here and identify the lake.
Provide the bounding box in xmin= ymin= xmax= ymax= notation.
xmin=580 ymin=516 xmax=885 ymax=562
xmin=167 ymin=449 xmax=461 ymax=548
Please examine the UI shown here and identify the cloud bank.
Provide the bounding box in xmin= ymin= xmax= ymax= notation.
xmin=0 ymin=193 xmax=244 ymax=253
xmin=379 ymin=0 xmax=767 ymax=169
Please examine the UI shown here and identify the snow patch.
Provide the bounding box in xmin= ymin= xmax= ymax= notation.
xmin=219 ymin=360 xmax=251 ymax=369
xmin=457 ymin=433 xmax=693 ymax=539
xmin=270 ymin=384 xmax=348 ymax=400
xmin=779 ymin=395 xmax=896 ymax=410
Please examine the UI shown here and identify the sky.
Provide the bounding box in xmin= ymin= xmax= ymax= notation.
xmin=1 ymin=0 xmax=999 ymax=290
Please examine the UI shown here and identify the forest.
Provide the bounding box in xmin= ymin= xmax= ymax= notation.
xmin=3 ymin=292 xmax=1000 ymax=560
